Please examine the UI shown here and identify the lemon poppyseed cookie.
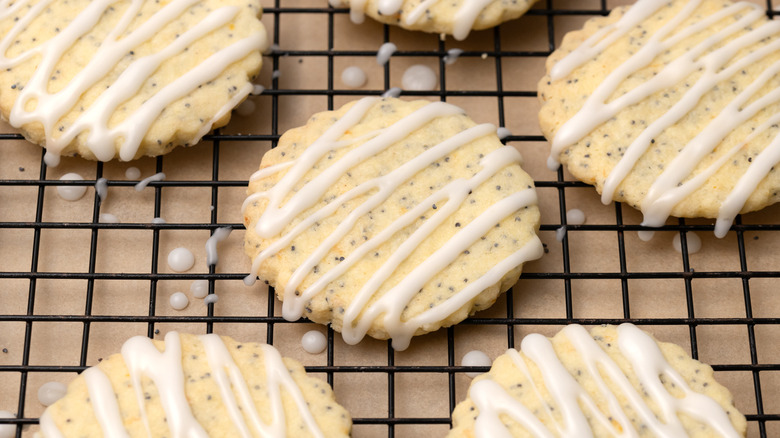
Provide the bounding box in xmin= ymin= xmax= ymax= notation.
xmin=539 ymin=0 xmax=780 ymax=238
xmin=36 ymin=332 xmax=352 ymax=437
xmin=243 ymin=97 xmax=543 ymax=350
xmin=449 ymin=324 xmax=747 ymax=437
xmin=0 ymin=0 xmax=267 ymax=166
xmin=329 ymin=0 xmax=538 ymax=41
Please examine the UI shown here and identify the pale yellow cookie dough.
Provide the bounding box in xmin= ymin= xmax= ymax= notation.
xmin=0 ymin=0 xmax=266 ymax=163
xmin=538 ymin=0 xmax=780 ymax=224
xmin=331 ymin=0 xmax=538 ymax=40
xmin=243 ymin=97 xmax=542 ymax=346
xmin=449 ymin=324 xmax=747 ymax=437
xmin=38 ymin=333 xmax=351 ymax=438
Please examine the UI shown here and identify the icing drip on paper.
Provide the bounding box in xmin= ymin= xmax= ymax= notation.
xmin=205 ymin=226 xmax=232 ymax=266
xmin=547 ymin=0 xmax=780 ymax=237
xmin=0 ymin=0 xmax=266 ymax=165
xmin=243 ymin=98 xmax=542 ymax=350
xmin=469 ymin=324 xmax=741 ymax=437
xmin=134 ymin=172 xmax=166 ymax=191
xmin=39 ymin=333 xmax=324 ymax=438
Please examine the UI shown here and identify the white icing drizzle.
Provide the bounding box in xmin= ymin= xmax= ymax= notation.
xmin=82 ymin=367 xmax=130 ymax=438
xmin=205 ymin=226 xmax=232 ymax=266
xmin=0 ymin=0 xmax=266 ymax=166
xmin=243 ymin=98 xmax=542 ymax=350
xmin=452 ymin=0 xmax=494 ymax=41
xmin=39 ymin=332 xmax=323 ymax=437
xmin=471 ymin=379 xmax=553 ymax=438
xmin=121 ymin=332 xmax=208 ymax=437
xmin=134 ymin=172 xmax=166 ymax=191
xmin=198 ymin=334 xmax=325 ymax=438
xmin=38 ymin=411 xmax=64 ymax=438
xmin=341 ymin=0 xmax=497 ymax=41
xmin=547 ymin=0 xmax=780 ymax=237
xmin=469 ymin=324 xmax=741 ymax=437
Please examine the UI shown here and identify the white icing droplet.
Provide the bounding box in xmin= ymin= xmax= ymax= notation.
xmin=206 ymin=227 xmax=232 ymax=266
xmin=252 ymin=84 xmax=265 ymax=95
xmin=190 ymin=280 xmax=209 ymax=299
xmin=480 ymin=52 xmax=488 ymax=60
xmin=638 ymin=230 xmax=656 ymax=241
xmin=566 ymin=209 xmax=586 ymax=225
xmin=57 ymin=173 xmax=87 ymax=201
xmin=99 ymin=213 xmax=120 ymax=223
xmin=0 ymin=411 xmax=15 ymax=438
xmin=381 ymin=87 xmax=402 ymax=98
xmin=169 ymin=292 xmax=189 ymax=310
xmin=95 ymin=177 xmax=108 ymax=203
xmin=125 ymin=167 xmax=141 ymax=180
xmin=37 ymin=381 xmax=67 ymax=406
xmin=151 ymin=217 xmax=166 ymax=224
xmin=340 ymin=66 xmax=367 ymax=88
xmin=672 ymin=232 xmax=702 ymax=254
xmin=204 ymin=294 xmax=219 ymax=305
xmin=235 ymin=99 xmax=256 ymax=117
xmin=264 ymin=43 xmax=280 ymax=55
xmin=462 ymin=350 xmax=491 ymax=378
xmin=134 ymin=172 xmax=166 ymax=191
xmin=496 ymin=127 xmax=511 ymax=140
xmin=271 ymin=69 xmax=281 ymax=80
xmin=401 ymin=65 xmax=437 ymax=91
xmin=376 ymin=42 xmax=397 ymax=65
xmin=443 ymin=48 xmax=464 ymax=65
xmin=301 ymin=330 xmax=327 ymax=354
xmin=168 ymin=247 xmax=195 ymax=272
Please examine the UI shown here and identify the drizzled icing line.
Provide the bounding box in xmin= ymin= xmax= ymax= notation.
xmin=0 ymin=0 xmax=266 ymax=165
xmin=244 ymin=98 xmax=542 ymax=350
xmin=38 ymin=332 xmax=324 ymax=438
xmin=546 ymin=0 xmax=780 ymax=237
xmin=330 ymin=0 xmax=498 ymax=40
xmin=468 ymin=324 xmax=741 ymax=437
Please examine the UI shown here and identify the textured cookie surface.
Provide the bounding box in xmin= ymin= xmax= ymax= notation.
xmin=243 ymin=97 xmax=542 ymax=350
xmin=329 ymin=0 xmax=537 ymax=40
xmin=37 ymin=332 xmax=351 ymax=438
xmin=449 ymin=324 xmax=747 ymax=437
xmin=539 ymin=0 xmax=780 ymax=237
xmin=0 ymin=0 xmax=266 ymax=165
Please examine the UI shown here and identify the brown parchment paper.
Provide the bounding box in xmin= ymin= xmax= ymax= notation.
xmin=0 ymin=0 xmax=778 ymax=436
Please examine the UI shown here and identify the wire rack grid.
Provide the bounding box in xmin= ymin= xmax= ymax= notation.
xmin=1 ymin=0 xmax=780 ymax=437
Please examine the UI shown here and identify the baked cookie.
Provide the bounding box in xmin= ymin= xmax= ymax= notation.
xmin=449 ymin=324 xmax=747 ymax=437
xmin=242 ymin=97 xmax=542 ymax=350
xmin=36 ymin=332 xmax=351 ymax=437
xmin=329 ymin=0 xmax=538 ymax=41
xmin=539 ymin=0 xmax=780 ymax=237
xmin=0 ymin=0 xmax=267 ymax=166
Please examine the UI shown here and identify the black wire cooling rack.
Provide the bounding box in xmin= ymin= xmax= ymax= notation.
xmin=1 ymin=0 xmax=780 ymax=437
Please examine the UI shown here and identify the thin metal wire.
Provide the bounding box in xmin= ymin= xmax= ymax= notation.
xmin=0 ymin=2 xmax=778 ymax=437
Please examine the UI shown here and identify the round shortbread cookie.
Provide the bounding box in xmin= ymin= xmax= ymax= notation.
xmin=539 ymin=0 xmax=780 ymax=237
xmin=449 ymin=324 xmax=747 ymax=437
xmin=0 ymin=0 xmax=267 ymax=166
xmin=329 ymin=0 xmax=538 ymax=41
xmin=242 ymin=97 xmax=543 ymax=350
xmin=36 ymin=332 xmax=352 ymax=438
